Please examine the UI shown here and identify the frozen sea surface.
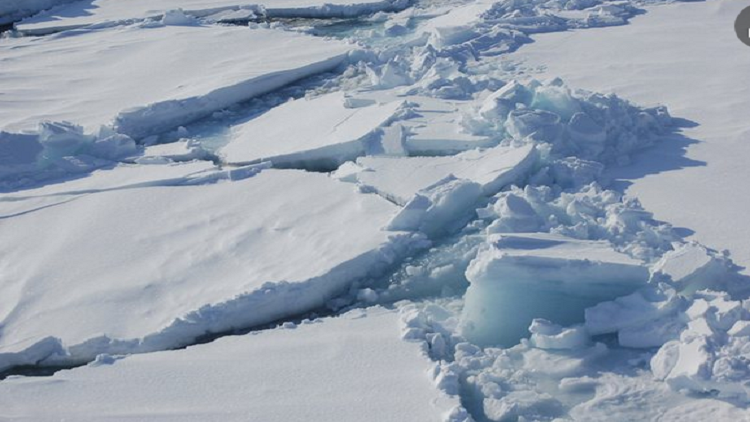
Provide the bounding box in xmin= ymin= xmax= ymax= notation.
xmin=1 ymin=0 xmax=749 ymax=420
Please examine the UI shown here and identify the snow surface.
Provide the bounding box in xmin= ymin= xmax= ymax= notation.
xmin=15 ymin=0 xmax=407 ymax=34
xmin=506 ymin=0 xmax=750 ymax=272
xmin=0 ymin=307 xmax=459 ymax=421
xmin=220 ymin=92 xmax=403 ymax=168
xmin=0 ymin=25 xmax=350 ymax=138
xmin=0 ymin=167 xmax=417 ymax=370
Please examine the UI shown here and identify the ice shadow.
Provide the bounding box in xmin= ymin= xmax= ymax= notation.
xmin=607 ymin=117 xmax=706 ymax=192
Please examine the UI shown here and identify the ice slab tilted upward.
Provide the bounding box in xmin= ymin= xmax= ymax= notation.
xmin=354 ymin=144 xmax=536 ymax=205
xmin=401 ymin=97 xmax=494 ymax=155
xmin=0 ymin=25 xmax=351 ymax=139
xmin=220 ymin=92 xmax=403 ymax=168
xmin=461 ymin=233 xmax=649 ymax=347
xmin=0 ymin=167 xmax=409 ymax=369
xmin=16 ymin=0 xmax=406 ymax=34
xmin=0 ymin=308 xmax=457 ymax=422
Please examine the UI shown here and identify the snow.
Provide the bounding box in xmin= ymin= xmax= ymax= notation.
xmin=0 ymin=25 xmax=351 ymax=139
xmin=0 ymin=307 xmax=458 ymax=422
xmin=219 ymin=92 xmax=403 ymax=168
xmin=506 ymin=0 xmax=750 ymax=272
xmin=0 ymin=167 xmax=417 ymax=370
xmin=462 ymin=233 xmax=649 ymax=347
xmin=15 ymin=0 xmax=407 ymax=34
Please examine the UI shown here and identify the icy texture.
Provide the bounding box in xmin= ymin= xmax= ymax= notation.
xmin=462 ymin=233 xmax=649 ymax=347
xmin=220 ymin=92 xmax=403 ymax=169
xmin=0 ymin=308 xmax=458 ymax=421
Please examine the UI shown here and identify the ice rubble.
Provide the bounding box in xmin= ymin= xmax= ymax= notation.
xmin=219 ymin=92 xmax=404 ymax=169
xmin=0 ymin=308 xmax=460 ymax=422
xmin=15 ymin=0 xmax=409 ymax=35
xmin=0 ymin=166 xmax=429 ymax=371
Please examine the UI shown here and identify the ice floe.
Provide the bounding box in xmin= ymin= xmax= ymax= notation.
xmin=0 ymin=25 xmax=351 ymax=139
xmin=219 ymin=92 xmax=404 ymax=169
xmin=0 ymin=168 xmax=424 ymax=370
xmin=0 ymin=307 xmax=459 ymax=421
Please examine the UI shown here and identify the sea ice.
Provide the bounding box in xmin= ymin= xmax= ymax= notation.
xmin=0 ymin=168 xmax=415 ymax=370
xmin=219 ymin=92 xmax=403 ymax=169
xmin=461 ymin=233 xmax=649 ymax=346
xmin=353 ymin=144 xmax=537 ymax=205
xmin=0 ymin=308 xmax=459 ymax=421
xmin=0 ymin=25 xmax=351 ymax=140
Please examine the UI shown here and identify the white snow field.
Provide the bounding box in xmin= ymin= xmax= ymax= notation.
xmin=1 ymin=0 xmax=749 ymax=420
xmin=506 ymin=0 xmax=750 ymax=273
xmin=15 ymin=0 xmax=408 ymax=35
xmin=0 ymin=24 xmax=350 ymax=137
xmin=0 ymin=307 xmax=459 ymax=422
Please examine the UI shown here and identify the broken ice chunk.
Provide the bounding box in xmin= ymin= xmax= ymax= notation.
xmin=505 ymin=108 xmax=562 ymax=143
xmin=386 ymin=176 xmax=482 ymax=238
xmin=651 ymin=242 xmax=733 ymax=294
xmin=584 ymin=285 xmax=686 ymax=348
xmin=139 ymin=139 xmax=209 ymax=163
xmin=220 ymin=92 xmax=403 ymax=170
xmin=461 ymin=233 xmax=649 ymax=347
xmin=529 ymin=319 xmax=590 ymax=350
xmin=355 ymin=144 xmax=537 ymax=205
